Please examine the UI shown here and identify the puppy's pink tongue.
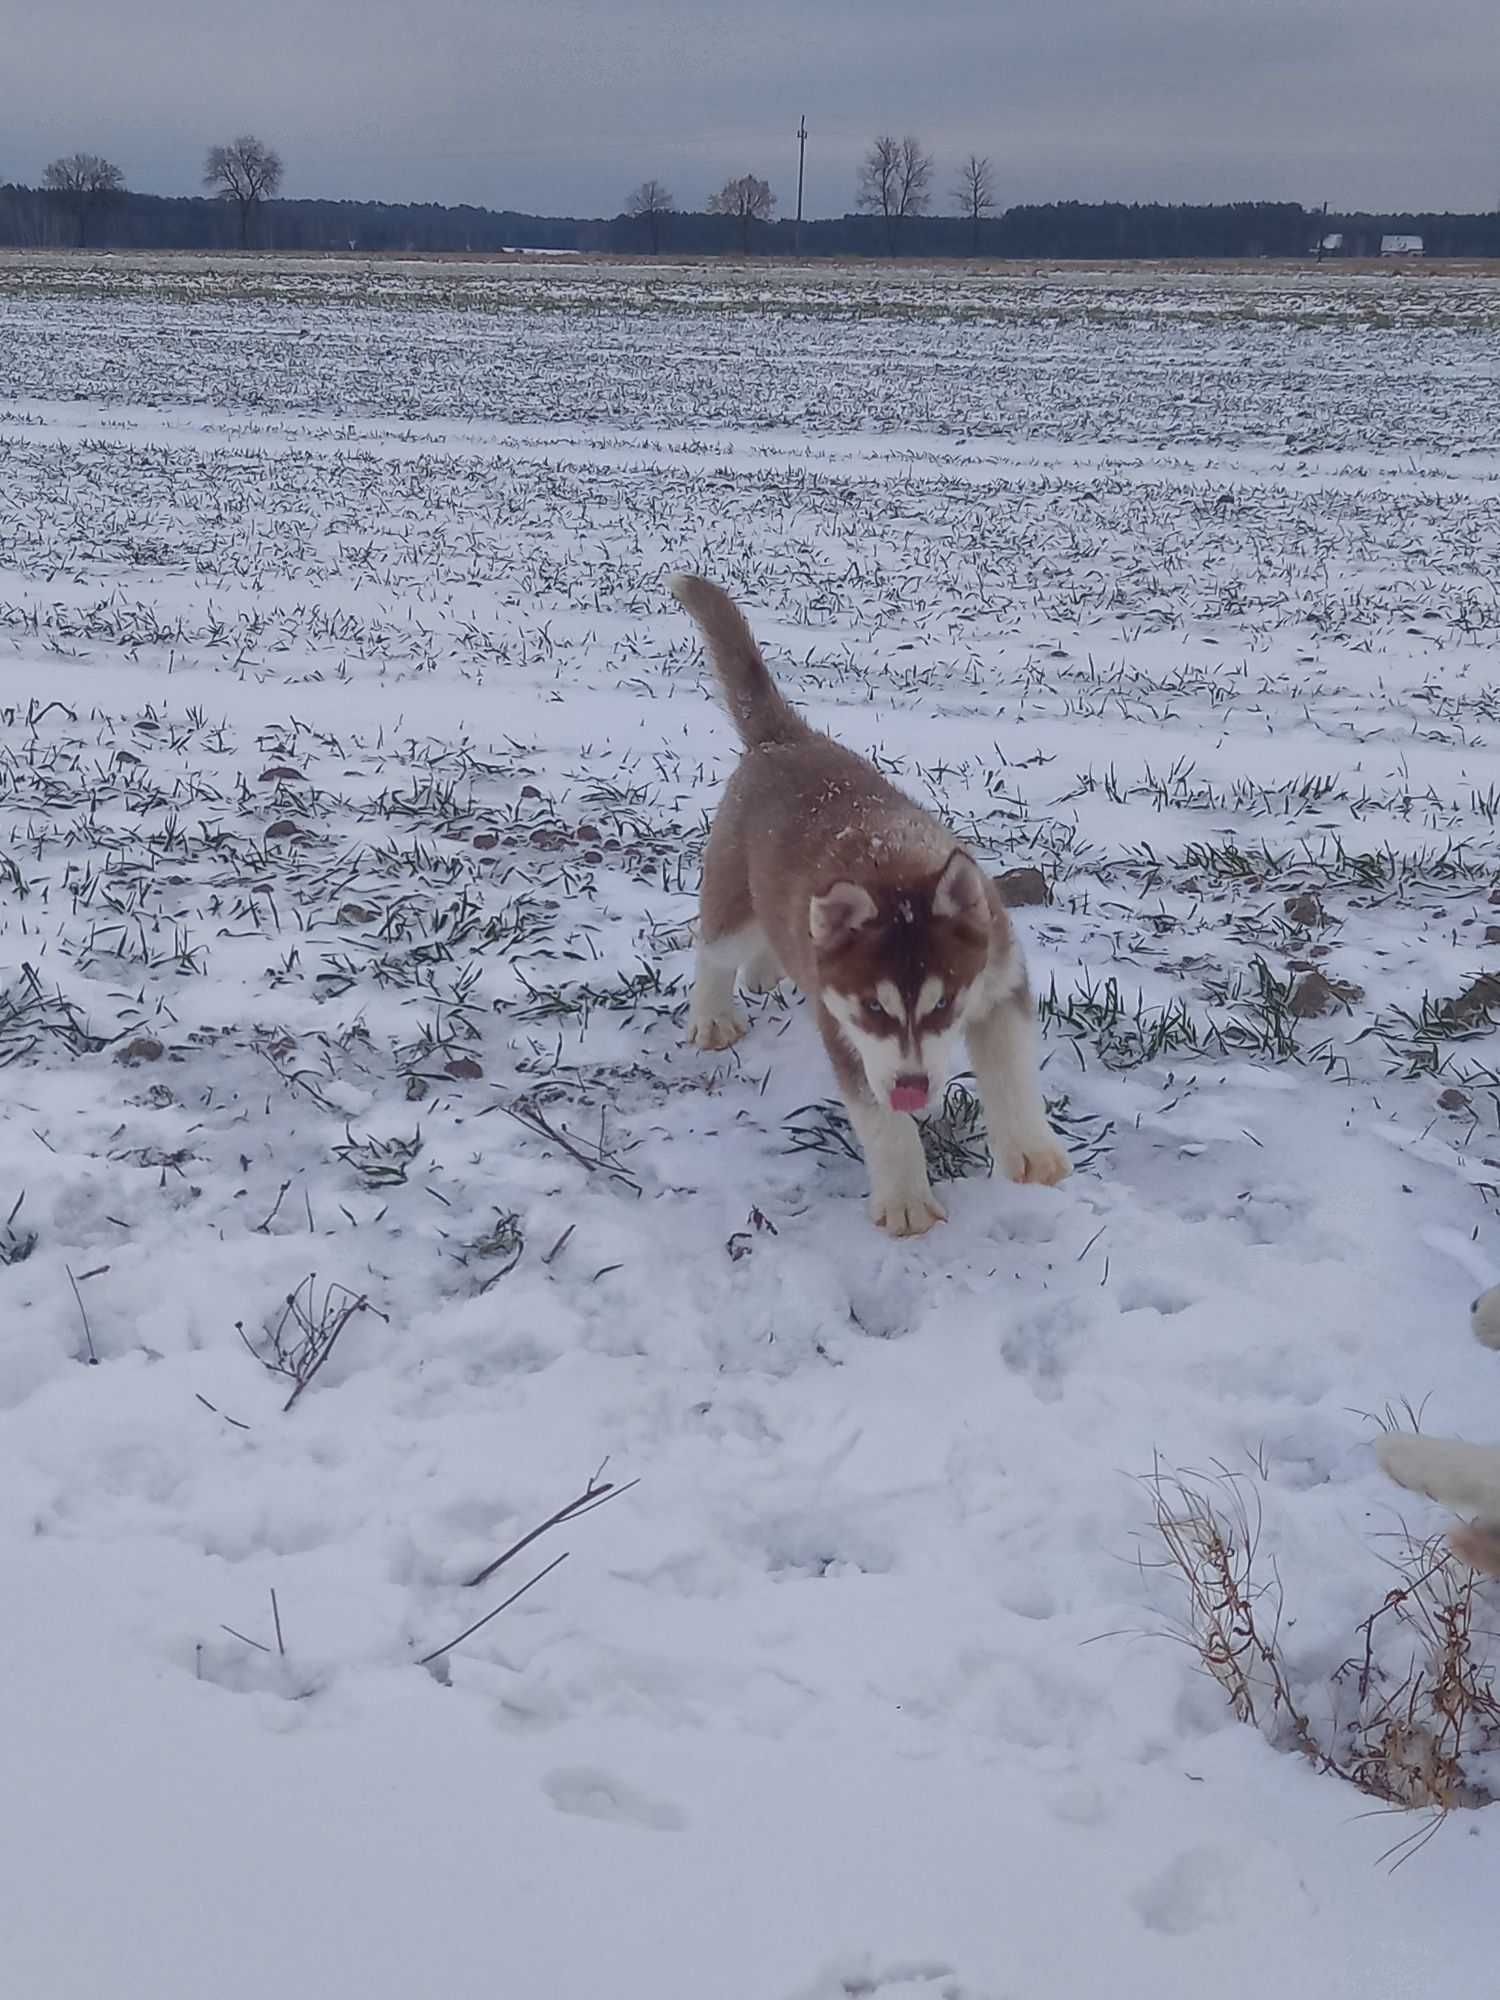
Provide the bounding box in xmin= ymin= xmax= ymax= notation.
xmin=889 ymin=1083 xmax=928 ymax=1113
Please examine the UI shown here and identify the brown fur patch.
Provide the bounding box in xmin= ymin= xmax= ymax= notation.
xmin=1448 ymin=1521 xmax=1500 ymax=1577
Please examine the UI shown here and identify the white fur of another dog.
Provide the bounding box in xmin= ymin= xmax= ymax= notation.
xmin=1376 ymin=1286 xmax=1500 ymax=1575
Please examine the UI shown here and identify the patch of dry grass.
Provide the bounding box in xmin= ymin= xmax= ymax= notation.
xmin=1144 ymin=1463 xmax=1500 ymax=1863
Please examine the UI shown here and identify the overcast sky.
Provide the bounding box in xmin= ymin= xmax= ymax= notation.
xmin=7 ymin=0 xmax=1496 ymax=216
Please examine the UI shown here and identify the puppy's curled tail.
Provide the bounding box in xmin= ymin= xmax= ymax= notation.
xmin=670 ymin=574 xmax=807 ymax=748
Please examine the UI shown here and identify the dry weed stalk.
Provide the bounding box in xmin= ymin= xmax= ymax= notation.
xmin=237 ymin=1273 xmax=387 ymax=1411
xmin=1144 ymin=1463 xmax=1499 ymax=1854
xmin=1145 ymin=1466 xmax=1320 ymax=1759
xmin=1338 ymin=1536 xmax=1499 ymax=1815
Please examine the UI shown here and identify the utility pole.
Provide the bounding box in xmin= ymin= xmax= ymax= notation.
xmin=1316 ymin=198 xmax=1328 ymax=262
xmin=795 ymin=114 xmax=807 ymax=258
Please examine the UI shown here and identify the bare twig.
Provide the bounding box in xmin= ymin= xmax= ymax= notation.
xmin=542 ymin=1223 xmax=576 ymax=1266
xmin=253 ymin=1180 xmax=292 ymax=1234
xmin=417 ymin=1551 xmax=569 ymax=1668
xmin=65 ymin=1263 xmax=97 ymax=1364
xmin=193 ymin=1392 xmax=250 ymax=1431
xmin=237 ymin=1273 xmax=386 ymax=1412
xmin=220 ymin=1622 xmax=272 ymax=1654
xmin=502 ymin=1098 xmax=641 ymax=1194
xmin=464 ymin=1475 xmax=639 ymax=1590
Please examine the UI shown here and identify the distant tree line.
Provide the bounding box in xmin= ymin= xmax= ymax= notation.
xmin=8 ymin=134 xmax=291 ymax=251
xmin=3 ymin=136 xmax=1498 ymax=260
xmin=40 ymin=153 xmax=124 ymax=247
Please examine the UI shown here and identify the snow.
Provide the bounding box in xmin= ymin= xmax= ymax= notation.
xmin=2 ymin=255 xmax=1499 ymax=1998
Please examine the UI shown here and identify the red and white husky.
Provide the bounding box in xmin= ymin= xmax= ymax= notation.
xmin=672 ymin=573 xmax=1070 ymax=1236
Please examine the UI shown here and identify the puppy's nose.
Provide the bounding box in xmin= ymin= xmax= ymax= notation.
xmin=889 ymin=1074 xmax=929 ymax=1113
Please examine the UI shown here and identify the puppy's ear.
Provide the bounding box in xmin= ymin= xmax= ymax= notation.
xmin=809 ymin=881 xmax=877 ymax=947
xmin=932 ymin=850 xmax=987 ymax=923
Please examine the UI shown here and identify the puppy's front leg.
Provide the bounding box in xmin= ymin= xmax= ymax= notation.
xmin=845 ymin=1093 xmax=946 ymax=1238
xmin=966 ymin=985 xmax=1070 ymax=1188
xmin=818 ymin=1010 xmax=944 ymax=1236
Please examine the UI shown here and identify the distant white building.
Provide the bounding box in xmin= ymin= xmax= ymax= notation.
xmin=1380 ymin=234 xmax=1424 ymax=256
xmin=1319 ymin=232 xmax=1344 ymax=254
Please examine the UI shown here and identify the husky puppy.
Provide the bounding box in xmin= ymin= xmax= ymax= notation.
xmin=671 ymin=573 xmax=1069 ymax=1236
xmin=1377 ymin=1286 xmax=1500 ymax=1576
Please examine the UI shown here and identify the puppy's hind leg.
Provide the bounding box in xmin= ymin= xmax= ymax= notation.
xmin=966 ymin=985 xmax=1070 ymax=1188
xmin=741 ymin=939 xmax=785 ymax=994
xmin=687 ymin=926 xmax=754 ymax=1050
xmin=687 ymin=822 xmax=754 ymax=1052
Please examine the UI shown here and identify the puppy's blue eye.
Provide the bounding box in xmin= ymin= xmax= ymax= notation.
xmin=863 ymin=998 xmax=888 ymax=1019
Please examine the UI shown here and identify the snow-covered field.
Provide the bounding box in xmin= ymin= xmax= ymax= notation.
xmin=3 ymin=255 xmax=1500 ymax=1998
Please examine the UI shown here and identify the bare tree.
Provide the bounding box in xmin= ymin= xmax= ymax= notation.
xmin=707 ymin=174 xmax=776 ymax=254
xmin=204 ymin=135 xmax=284 ymax=249
xmin=42 ymin=154 xmax=125 ymax=249
xmin=626 ymin=178 xmax=674 ymax=254
xmin=953 ymin=154 xmax=996 ymax=257
xmin=857 ymin=135 xmax=933 ymax=256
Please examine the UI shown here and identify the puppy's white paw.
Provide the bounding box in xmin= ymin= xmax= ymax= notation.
xmin=871 ymin=1186 xmax=947 ymax=1238
xmin=688 ymin=1009 xmax=748 ymax=1052
xmin=1000 ymin=1133 xmax=1072 ymax=1187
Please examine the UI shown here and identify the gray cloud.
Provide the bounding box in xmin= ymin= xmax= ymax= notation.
xmin=7 ymin=0 xmax=1495 ymax=215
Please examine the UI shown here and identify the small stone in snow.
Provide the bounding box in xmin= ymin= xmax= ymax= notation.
xmin=1445 ymin=974 xmax=1500 ymax=1024
xmin=115 ymin=1036 xmax=165 ymax=1065
xmin=1288 ymin=970 xmax=1346 ymax=1018
xmin=993 ymin=867 xmax=1049 ymax=908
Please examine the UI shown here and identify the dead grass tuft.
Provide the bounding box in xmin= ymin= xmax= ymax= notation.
xmin=1143 ymin=1463 xmax=1500 ymax=1862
